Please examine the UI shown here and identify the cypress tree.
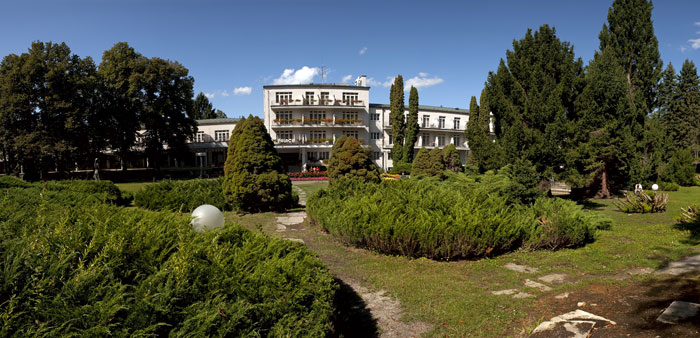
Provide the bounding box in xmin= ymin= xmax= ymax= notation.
xmin=223 ymin=115 xmax=294 ymax=212
xmin=428 ymin=147 xmax=445 ymax=176
xmin=327 ymin=136 xmax=381 ymax=185
xmin=411 ymin=147 xmax=431 ymax=176
xmin=465 ymin=96 xmax=481 ymax=166
xmin=390 ymin=75 xmax=405 ymax=163
xmin=404 ymin=86 xmax=420 ymax=162
xmin=442 ymin=144 xmax=462 ymax=173
xmin=667 ymin=60 xmax=700 ymax=153
xmin=476 ymin=91 xmax=505 ymax=172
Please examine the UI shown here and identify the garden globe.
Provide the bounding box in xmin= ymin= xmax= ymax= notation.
xmin=191 ymin=204 xmax=225 ymax=233
xmin=652 ymin=184 xmax=659 ymax=191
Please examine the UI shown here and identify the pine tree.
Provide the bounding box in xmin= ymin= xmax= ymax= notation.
xmin=404 ymin=86 xmax=420 ymax=162
xmin=327 ymin=136 xmax=381 ymax=185
xmin=656 ymin=63 xmax=677 ymax=120
xmin=223 ymin=115 xmax=294 ymax=212
xmin=428 ymin=147 xmax=445 ymax=176
xmin=442 ymin=144 xmax=462 ymax=173
xmin=411 ymin=147 xmax=431 ymax=176
xmin=667 ymin=60 xmax=700 ymax=153
xmin=389 ymin=75 xmax=405 ymax=163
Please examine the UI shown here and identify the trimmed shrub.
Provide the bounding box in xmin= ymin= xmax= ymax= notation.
xmin=615 ymin=191 xmax=669 ymax=213
xmin=327 ymin=136 xmax=381 ymax=185
xmin=411 ymin=147 xmax=431 ymax=176
xmin=223 ymin=115 xmax=295 ymax=212
xmin=658 ymin=181 xmax=680 ymax=191
xmin=134 ymin=178 xmax=227 ymax=212
xmin=428 ymin=147 xmax=445 ymax=175
xmin=0 ymin=184 xmax=335 ymax=336
xmin=307 ymin=177 xmax=609 ymax=260
xmin=0 ymin=175 xmax=30 ymax=188
xmin=442 ymin=144 xmax=462 ymax=173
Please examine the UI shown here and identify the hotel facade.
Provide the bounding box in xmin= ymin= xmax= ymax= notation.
xmin=263 ymin=76 xmax=483 ymax=172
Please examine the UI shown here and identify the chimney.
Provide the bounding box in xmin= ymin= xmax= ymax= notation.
xmin=355 ymin=75 xmax=367 ymax=87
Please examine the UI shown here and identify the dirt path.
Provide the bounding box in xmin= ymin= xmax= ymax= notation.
xmin=275 ymin=185 xmax=431 ymax=337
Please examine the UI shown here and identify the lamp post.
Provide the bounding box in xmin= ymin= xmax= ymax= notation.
xmin=196 ymin=152 xmax=206 ymax=178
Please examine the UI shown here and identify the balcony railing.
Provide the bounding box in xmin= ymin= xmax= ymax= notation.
xmin=273 ymin=119 xmax=364 ymax=126
xmin=274 ymin=138 xmax=365 ymax=145
xmin=272 ymin=99 xmax=365 ymax=107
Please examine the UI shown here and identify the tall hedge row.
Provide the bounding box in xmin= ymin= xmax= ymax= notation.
xmin=134 ymin=177 xmax=227 ymax=212
xmin=0 ymin=182 xmax=335 ymax=336
xmin=307 ymin=176 xmax=611 ymax=260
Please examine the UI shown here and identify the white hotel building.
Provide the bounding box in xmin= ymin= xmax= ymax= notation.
xmin=263 ymin=76 xmax=476 ymax=172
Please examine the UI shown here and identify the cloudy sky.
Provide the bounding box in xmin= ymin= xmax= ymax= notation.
xmin=1 ymin=0 xmax=699 ymax=118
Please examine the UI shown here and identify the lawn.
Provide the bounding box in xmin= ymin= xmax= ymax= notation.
xmin=230 ymin=183 xmax=700 ymax=337
xmin=115 ymin=181 xmax=152 ymax=193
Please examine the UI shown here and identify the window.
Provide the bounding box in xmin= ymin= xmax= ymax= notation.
xmin=370 ymin=113 xmax=380 ymax=121
xmin=454 ymin=117 xmax=461 ymax=130
xmin=343 ymin=130 xmax=359 ymax=139
xmin=195 ymin=131 xmax=204 ymax=143
xmin=342 ymin=112 xmax=359 ymax=124
xmin=215 ymin=130 xmax=230 ymax=142
xmin=373 ymin=152 xmax=381 ymax=160
xmin=309 ymin=111 xmax=326 ymax=123
xmin=371 ymin=132 xmax=381 ymax=140
xmin=439 ymin=116 xmax=446 ymax=129
xmin=422 ymin=115 xmax=430 ymax=128
xmin=320 ymin=92 xmax=329 ymax=105
xmin=278 ymin=130 xmax=293 ymax=140
xmin=342 ymin=92 xmax=359 ymax=105
xmin=307 ymin=151 xmax=329 ymax=161
xmin=276 ymin=92 xmax=292 ymax=104
xmin=452 ymin=136 xmax=460 ymax=146
xmin=422 ymin=133 xmax=430 ymax=146
xmin=276 ymin=111 xmax=293 ymax=124
xmin=438 ymin=135 xmax=446 ymax=147
xmin=309 ymin=131 xmax=326 ymax=142
xmin=304 ymin=91 xmax=315 ymax=104
xmin=388 ymin=152 xmax=392 ymax=160
xmin=388 ymin=133 xmax=393 ymax=144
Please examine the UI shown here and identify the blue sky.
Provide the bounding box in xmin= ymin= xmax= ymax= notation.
xmin=1 ymin=0 xmax=699 ymax=118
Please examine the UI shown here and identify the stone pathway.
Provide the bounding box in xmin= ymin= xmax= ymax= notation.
xmin=655 ymin=254 xmax=700 ymax=275
xmin=275 ymin=185 xmax=308 ymax=243
xmin=530 ymin=309 xmax=616 ymax=338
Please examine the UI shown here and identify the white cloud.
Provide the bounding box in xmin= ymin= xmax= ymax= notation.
xmin=690 ymin=38 xmax=700 ymax=49
xmin=221 ymin=90 xmax=230 ymax=97
xmin=341 ymin=75 xmax=353 ymax=83
xmin=233 ymin=86 xmax=252 ymax=95
xmin=204 ymin=92 xmax=215 ymax=99
xmin=366 ymin=77 xmax=383 ymax=87
xmin=272 ymin=66 xmax=320 ymax=85
xmin=681 ymin=46 xmax=688 ymax=52
xmin=359 ymin=47 xmax=367 ymax=55
xmin=695 ymin=21 xmax=700 ymax=26
xmin=405 ymin=73 xmax=444 ymax=90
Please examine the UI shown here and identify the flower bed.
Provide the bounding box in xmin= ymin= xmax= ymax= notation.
xmin=291 ymin=176 xmax=329 ymax=181
xmin=288 ymin=171 xmax=328 ymax=179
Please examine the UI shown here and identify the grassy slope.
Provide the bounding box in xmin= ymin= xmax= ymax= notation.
xmin=231 ymin=184 xmax=699 ymax=337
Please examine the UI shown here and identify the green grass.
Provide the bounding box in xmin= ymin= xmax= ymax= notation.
xmin=294 ymin=181 xmax=328 ymax=197
xmin=115 ymin=181 xmax=152 ymax=193
xmin=233 ymin=183 xmax=700 ymax=337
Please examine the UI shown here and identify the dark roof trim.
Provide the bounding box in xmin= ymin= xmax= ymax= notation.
xmin=369 ymin=103 xmax=469 ymax=115
xmin=196 ymin=118 xmax=240 ymax=125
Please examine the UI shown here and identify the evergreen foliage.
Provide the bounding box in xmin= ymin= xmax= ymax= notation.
xmin=442 ymin=144 xmax=462 ymax=173
xmin=389 ymin=75 xmax=405 ymax=164
xmin=411 ymin=147 xmax=432 ymax=176
xmin=404 ymin=86 xmax=420 ymax=162
xmin=134 ymin=178 xmax=228 ymax=212
xmin=661 ymin=148 xmax=696 ymax=186
xmin=190 ymin=92 xmax=227 ymax=120
xmin=503 ymin=157 xmax=543 ymax=204
xmin=327 ymin=136 xmax=381 ymax=185
xmin=222 ymin=115 xmax=295 ymax=212
xmin=428 ymin=147 xmax=445 ymax=175
xmin=666 ymin=60 xmax=700 ymax=153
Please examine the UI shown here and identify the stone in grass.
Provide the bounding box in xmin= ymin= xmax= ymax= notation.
xmin=531 ymin=309 xmax=616 ymax=338
xmin=513 ymin=292 xmax=534 ymax=299
xmin=525 ymin=279 xmax=552 ymax=292
xmin=538 ymin=273 xmax=567 ymax=284
xmin=656 ymin=301 xmax=700 ymax=324
xmin=504 ymin=263 xmax=539 ymax=274
xmin=491 ymin=289 xmax=518 ymax=296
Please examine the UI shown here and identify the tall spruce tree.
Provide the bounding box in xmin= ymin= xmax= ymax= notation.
xmin=667 ymin=60 xmax=700 ymax=153
xmin=389 ymin=75 xmax=405 ymax=164
xmin=223 ymin=115 xmax=295 ymax=212
xmin=404 ymin=86 xmax=420 ymax=162
xmin=656 ymin=63 xmax=677 ymax=120
xmin=484 ymin=25 xmax=582 ymax=176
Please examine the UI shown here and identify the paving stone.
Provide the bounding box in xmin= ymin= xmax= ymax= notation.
xmin=555 ymin=292 xmax=570 ymax=299
xmin=655 ymin=254 xmax=700 ymax=275
xmin=513 ymin=292 xmax=534 ymax=299
xmin=276 ymin=224 xmax=287 ymax=231
xmin=627 ymin=267 xmax=653 ymax=275
xmin=577 ymin=301 xmax=586 ymax=307
xmin=538 ymin=273 xmax=567 ymax=284
xmin=656 ymin=301 xmax=700 ymax=324
xmin=531 ymin=309 xmax=616 ymax=338
xmin=491 ymin=289 xmax=518 ymax=296
xmin=524 ymin=279 xmax=552 ymax=291
xmin=504 ymin=263 xmax=539 ymax=273
xmin=284 ymin=238 xmax=305 ymax=243
xmin=277 ymin=216 xmax=305 ymax=225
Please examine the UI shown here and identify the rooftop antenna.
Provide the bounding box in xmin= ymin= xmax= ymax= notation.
xmin=320 ymin=65 xmax=327 ymax=83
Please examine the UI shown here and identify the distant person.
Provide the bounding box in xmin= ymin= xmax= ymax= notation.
xmin=634 ymin=183 xmax=642 ymax=194
xmin=93 ymin=158 xmax=100 ymax=181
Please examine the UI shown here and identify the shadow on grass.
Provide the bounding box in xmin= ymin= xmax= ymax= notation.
xmin=330 ymin=278 xmax=379 ymax=338
xmin=674 ymin=221 xmax=700 ymax=246
xmin=572 ymin=199 xmax=608 ymax=211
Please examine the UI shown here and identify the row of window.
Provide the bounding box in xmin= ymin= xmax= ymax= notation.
xmin=275 ymin=91 xmax=360 ymax=104
xmin=275 ymin=111 xmax=360 ymax=123
xmin=195 ymin=130 xmax=230 ymax=142
xmin=276 ymin=130 xmax=360 ymax=140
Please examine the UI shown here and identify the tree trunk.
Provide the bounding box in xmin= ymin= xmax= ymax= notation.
xmin=595 ymin=167 xmax=611 ymax=199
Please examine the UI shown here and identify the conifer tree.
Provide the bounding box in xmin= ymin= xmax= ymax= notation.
xmin=428 ymin=147 xmax=445 ymax=176
xmin=411 ymin=147 xmax=431 ymax=176
xmin=442 ymin=144 xmax=462 ymax=173
xmin=223 ymin=115 xmax=294 ymax=212
xmin=327 ymin=136 xmax=381 ymax=185
xmin=389 ymin=75 xmax=405 ymax=163
xmin=404 ymin=86 xmax=420 ymax=162
xmin=465 ymin=96 xmax=481 ymax=166
xmin=667 ymin=60 xmax=700 ymax=153
xmin=656 ymin=63 xmax=677 ymax=120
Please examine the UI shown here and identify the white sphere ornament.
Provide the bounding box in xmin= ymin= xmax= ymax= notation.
xmin=191 ymin=204 xmax=225 ymax=233
xmin=652 ymin=184 xmax=659 ymax=191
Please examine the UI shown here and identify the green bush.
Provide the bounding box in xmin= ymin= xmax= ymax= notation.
xmin=327 ymin=136 xmax=381 ymax=185
xmin=307 ymin=176 xmax=609 ymax=260
xmin=658 ymin=181 xmax=680 ymax=191
xmin=0 ymin=175 xmax=30 ymax=188
xmin=679 ymin=205 xmax=700 ymax=227
xmin=134 ymin=178 xmax=227 ymax=212
xmin=662 ymin=149 xmax=695 ymax=186
xmin=0 ymin=184 xmax=335 ymax=336
xmin=615 ymin=191 xmax=669 ymax=213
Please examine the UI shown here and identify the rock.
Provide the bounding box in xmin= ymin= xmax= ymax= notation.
xmin=555 ymin=292 xmax=570 ymax=299
xmin=276 ymin=224 xmax=287 ymax=231
xmin=513 ymin=292 xmax=534 ymax=299
xmin=538 ymin=273 xmax=567 ymax=284
xmin=277 ymin=216 xmax=305 ymax=225
xmin=504 ymin=263 xmax=539 ymax=273
xmin=627 ymin=267 xmax=653 ymax=275
xmin=656 ymin=301 xmax=700 ymax=324
xmin=524 ymin=279 xmax=552 ymax=292
xmin=531 ymin=309 xmax=616 ymax=338
xmin=492 ymin=289 xmax=518 ymax=296
xmin=284 ymin=238 xmax=305 ymax=243
xmin=655 ymin=255 xmax=700 ymax=275
xmin=577 ymin=301 xmax=586 ymax=307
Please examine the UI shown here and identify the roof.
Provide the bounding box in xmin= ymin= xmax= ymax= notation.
xmin=369 ymin=103 xmax=469 ymax=115
xmin=263 ymin=83 xmax=370 ymax=90
xmin=195 ymin=118 xmax=240 ymax=125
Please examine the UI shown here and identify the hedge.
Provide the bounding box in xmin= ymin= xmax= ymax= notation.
xmin=134 ymin=177 xmax=228 ymax=212
xmin=0 ymin=182 xmax=336 ymax=336
xmin=307 ymin=177 xmax=611 ymax=260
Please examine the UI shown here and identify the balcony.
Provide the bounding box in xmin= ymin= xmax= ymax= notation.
xmin=272 ymin=118 xmax=364 ymax=128
xmin=274 ymin=137 xmax=365 ymax=147
xmin=271 ymin=99 xmax=366 ymax=109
